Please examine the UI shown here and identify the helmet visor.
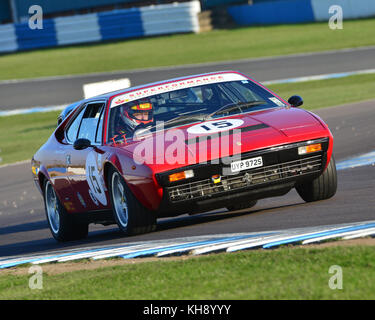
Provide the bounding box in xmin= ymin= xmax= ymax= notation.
xmin=127 ymin=102 xmax=153 ymax=121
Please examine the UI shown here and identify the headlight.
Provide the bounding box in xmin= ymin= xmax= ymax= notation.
xmin=298 ymin=143 xmax=322 ymax=155
xmin=169 ymin=170 xmax=194 ymax=182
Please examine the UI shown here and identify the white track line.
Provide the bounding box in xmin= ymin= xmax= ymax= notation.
xmin=0 ymin=160 xmax=30 ymax=169
xmin=262 ymin=68 xmax=375 ymax=85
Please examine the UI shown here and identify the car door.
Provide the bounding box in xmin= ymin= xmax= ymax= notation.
xmin=65 ymin=101 xmax=109 ymax=211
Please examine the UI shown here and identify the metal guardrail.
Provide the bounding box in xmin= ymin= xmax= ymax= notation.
xmin=228 ymin=0 xmax=375 ymax=26
xmin=0 ymin=1 xmax=201 ymax=54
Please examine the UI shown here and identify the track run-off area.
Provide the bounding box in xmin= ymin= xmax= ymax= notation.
xmin=0 ymin=49 xmax=374 ymax=266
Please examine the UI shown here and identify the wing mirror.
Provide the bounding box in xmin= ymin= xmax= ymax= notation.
xmin=288 ymin=95 xmax=303 ymax=107
xmin=73 ymin=138 xmax=92 ymax=150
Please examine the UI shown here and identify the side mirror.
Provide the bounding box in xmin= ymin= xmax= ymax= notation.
xmin=288 ymin=95 xmax=303 ymax=108
xmin=73 ymin=138 xmax=92 ymax=150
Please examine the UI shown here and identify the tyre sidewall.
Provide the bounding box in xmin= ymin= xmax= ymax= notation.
xmin=43 ymin=179 xmax=88 ymax=241
xmin=43 ymin=180 xmax=65 ymax=241
xmin=108 ymin=168 xmax=134 ymax=234
xmin=108 ymin=167 xmax=156 ymax=236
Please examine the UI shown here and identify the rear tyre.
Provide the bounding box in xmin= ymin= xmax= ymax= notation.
xmin=296 ymin=155 xmax=337 ymax=202
xmin=108 ymin=167 xmax=156 ymax=236
xmin=227 ymin=200 xmax=257 ymax=211
xmin=44 ymin=180 xmax=88 ymax=242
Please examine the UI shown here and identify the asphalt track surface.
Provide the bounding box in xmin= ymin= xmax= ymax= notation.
xmin=1 ymin=48 xmax=375 ymax=258
xmin=0 ymin=97 xmax=374 ymax=258
xmin=1 ymin=46 xmax=375 ymax=110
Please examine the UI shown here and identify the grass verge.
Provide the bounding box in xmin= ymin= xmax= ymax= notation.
xmin=1 ymin=73 xmax=375 ymax=166
xmin=1 ymin=246 xmax=375 ymax=299
xmin=1 ymin=19 xmax=375 ymax=80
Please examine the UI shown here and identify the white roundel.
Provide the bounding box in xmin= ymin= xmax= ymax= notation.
xmin=86 ymin=151 xmax=107 ymax=206
xmin=187 ymin=119 xmax=244 ymax=135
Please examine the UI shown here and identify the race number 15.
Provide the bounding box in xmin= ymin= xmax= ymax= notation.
xmin=200 ymin=121 xmax=233 ymax=131
xmin=187 ymin=119 xmax=244 ymax=134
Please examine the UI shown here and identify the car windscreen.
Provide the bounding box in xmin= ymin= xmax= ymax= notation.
xmin=107 ymin=80 xmax=286 ymax=143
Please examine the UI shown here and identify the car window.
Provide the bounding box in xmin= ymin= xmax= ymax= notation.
xmin=77 ymin=103 xmax=105 ymax=143
xmin=95 ymin=108 xmax=105 ymax=144
xmin=227 ymin=81 xmax=260 ymax=101
xmin=108 ymin=79 xmax=284 ymax=143
xmin=66 ymin=106 xmax=86 ymax=142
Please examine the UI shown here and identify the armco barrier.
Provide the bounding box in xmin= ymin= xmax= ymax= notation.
xmin=228 ymin=0 xmax=375 ymax=26
xmin=55 ymin=14 xmax=101 ymax=46
xmin=98 ymin=8 xmax=144 ymax=41
xmin=0 ymin=24 xmax=17 ymax=53
xmin=228 ymin=0 xmax=315 ymax=25
xmin=200 ymin=0 xmax=247 ymax=10
xmin=15 ymin=19 xmax=57 ymax=50
xmin=140 ymin=2 xmax=201 ymax=36
xmin=311 ymin=0 xmax=375 ymax=21
xmin=0 ymin=1 xmax=201 ymax=54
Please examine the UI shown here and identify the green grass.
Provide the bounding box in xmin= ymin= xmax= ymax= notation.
xmin=0 ymin=111 xmax=60 ymax=166
xmin=1 ymin=73 xmax=375 ymax=166
xmin=270 ymin=73 xmax=375 ymax=109
xmin=1 ymin=246 xmax=375 ymax=299
xmin=1 ymin=19 xmax=375 ymax=80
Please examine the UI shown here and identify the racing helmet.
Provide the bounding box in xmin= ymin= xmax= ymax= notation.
xmin=120 ymin=99 xmax=154 ymax=131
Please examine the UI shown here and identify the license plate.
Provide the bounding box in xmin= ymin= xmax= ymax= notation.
xmin=231 ymin=156 xmax=263 ymax=173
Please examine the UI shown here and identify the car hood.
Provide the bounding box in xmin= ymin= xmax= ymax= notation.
xmin=248 ymin=106 xmax=325 ymax=136
xmin=117 ymin=107 xmax=327 ymax=171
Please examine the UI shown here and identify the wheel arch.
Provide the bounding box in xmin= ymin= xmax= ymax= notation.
xmin=103 ymin=155 xmax=123 ymax=192
xmin=38 ymin=166 xmax=50 ymax=194
xmin=103 ymin=156 xmax=159 ymax=211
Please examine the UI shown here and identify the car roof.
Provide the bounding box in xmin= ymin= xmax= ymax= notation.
xmin=84 ymin=70 xmax=244 ymax=103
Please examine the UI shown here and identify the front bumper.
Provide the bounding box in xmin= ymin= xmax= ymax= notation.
xmin=155 ymin=138 xmax=329 ymax=216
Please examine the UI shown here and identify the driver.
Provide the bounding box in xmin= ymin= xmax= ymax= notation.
xmin=117 ymin=99 xmax=154 ymax=137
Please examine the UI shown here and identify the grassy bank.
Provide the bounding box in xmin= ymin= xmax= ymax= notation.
xmin=1 ymin=245 xmax=375 ymax=299
xmin=0 ymin=19 xmax=375 ymax=80
xmin=1 ymin=73 xmax=375 ymax=166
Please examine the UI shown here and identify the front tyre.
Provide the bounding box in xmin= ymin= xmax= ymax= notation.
xmin=108 ymin=167 xmax=156 ymax=236
xmin=296 ymin=155 xmax=337 ymax=202
xmin=44 ymin=180 xmax=88 ymax=242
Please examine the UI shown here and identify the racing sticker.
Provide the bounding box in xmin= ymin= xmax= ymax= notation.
xmin=110 ymin=73 xmax=248 ymax=108
xmin=86 ymin=151 xmax=107 ymax=206
xmin=187 ymin=119 xmax=244 ymax=135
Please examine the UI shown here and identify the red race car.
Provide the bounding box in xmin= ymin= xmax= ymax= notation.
xmin=31 ymin=71 xmax=337 ymax=241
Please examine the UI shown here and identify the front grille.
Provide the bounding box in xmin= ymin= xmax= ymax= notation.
xmin=167 ymin=154 xmax=322 ymax=202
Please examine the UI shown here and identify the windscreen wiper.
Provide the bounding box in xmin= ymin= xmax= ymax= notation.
xmin=143 ymin=111 xmax=206 ymax=132
xmin=204 ymin=101 xmax=267 ymax=120
xmin=162 ymin=114 xmax=206 ymax=128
